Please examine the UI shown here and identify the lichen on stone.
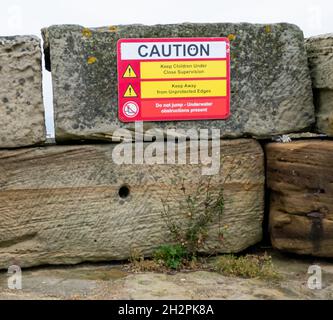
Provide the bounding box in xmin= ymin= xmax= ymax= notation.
xmin=87 ymin=56 xmax=97 ymax=64
xmin=109 ymin=26 xmax=118 ymax=33
xmin=265 ymin=25 xmax=272 ymax=33
xmin=82 ymin=28 xmax=92 ymax=38
xmin=228 ymin=34 xmax=236 ymax=41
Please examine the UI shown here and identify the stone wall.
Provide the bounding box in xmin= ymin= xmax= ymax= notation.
xmin=0 ymin=23 xmax=332 ymax=269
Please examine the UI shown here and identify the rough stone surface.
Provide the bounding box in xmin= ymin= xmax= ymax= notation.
xmin=1 ymin=251 xmax=333 ymax=300
xmin=306 ymin=34 xmax=333 ymax=136
xmin=266 ymin=140 xmax=333 ymax=257
xmin=0 ymin=139 xmax=264 ymax=269
xmin=306 ymin=34 xmax=333 ymax=89
xmin=42 ymin=23 xmax=314 ymax=142
xmin=0 ymin=36 xmax=45 ymax=148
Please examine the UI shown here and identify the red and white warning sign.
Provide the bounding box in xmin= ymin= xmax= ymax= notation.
xmin=117 ymin=38 xmax=230 ymax=122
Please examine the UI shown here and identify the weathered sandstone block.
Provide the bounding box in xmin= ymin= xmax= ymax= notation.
xmin=306 ymin=34 xmax=333 ymax=136
xmin=0 ymin=139 xmax=264 ymax=269
xmin=0 ymin=36 xmax=45 ymax=148
xmin=42 ymin=23 xmax=314 ymax=142
xmin=266 ymin=140 xmax=333 ymax=257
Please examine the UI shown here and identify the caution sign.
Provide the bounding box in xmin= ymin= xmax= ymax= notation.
xmin=117 ymin=38 xmax=230 ymax=122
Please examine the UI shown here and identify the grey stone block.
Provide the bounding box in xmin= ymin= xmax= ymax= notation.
xmin=0 ymin=36 xmax=45 ymax=148
xmin=42 ymin=23 xmax=315 ymax=142
xmin=306 ymin=34 xmax=333 ymax=136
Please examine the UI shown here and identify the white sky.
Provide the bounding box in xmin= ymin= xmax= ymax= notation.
xmin=1 ymin=0 xmax=332 ymax=135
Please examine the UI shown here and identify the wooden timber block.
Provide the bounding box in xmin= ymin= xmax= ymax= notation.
xmin=266 ymin=140 xmax=333 ymax=257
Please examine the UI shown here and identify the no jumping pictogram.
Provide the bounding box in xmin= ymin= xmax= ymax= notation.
xmin=123 ymin=101 xmax=139 ymax=118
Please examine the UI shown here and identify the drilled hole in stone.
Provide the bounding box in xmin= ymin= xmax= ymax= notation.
xmin=119 ymin=185 xmax=130 ymax=199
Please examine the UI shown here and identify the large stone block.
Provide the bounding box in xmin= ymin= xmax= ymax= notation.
xmin=0 ymin=36 xmax=45 ymax=148
xmin=266 ymin=140 xmax=333 ymax=257
xmin=306 ymin=34 xmax=333 ymax=136
xmin=42 ymin=23 xmax=314 ymax=142
xmin=0 ymin=139 xmax=264 ymax=269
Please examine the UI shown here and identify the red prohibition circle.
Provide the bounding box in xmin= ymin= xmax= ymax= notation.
xmin=123 ymin=101 xmax=139 ymax=118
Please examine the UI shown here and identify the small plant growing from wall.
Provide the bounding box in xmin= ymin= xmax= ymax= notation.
xmin=155 ymin=177 xmax=225 ymax=269
xmin=153 ymin=244 xmax=188 ymax=270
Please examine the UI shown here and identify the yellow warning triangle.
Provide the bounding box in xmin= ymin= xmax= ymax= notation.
xmin=124 ymin=84 xmax=138 ymax=98
xmin=123 ymin=65 xmax=137 ymax=78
